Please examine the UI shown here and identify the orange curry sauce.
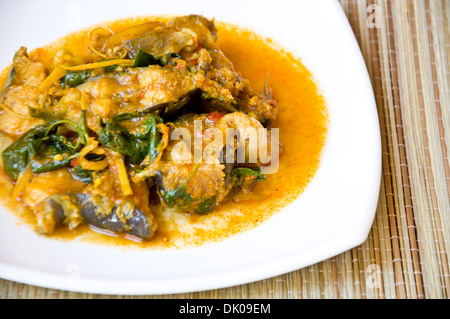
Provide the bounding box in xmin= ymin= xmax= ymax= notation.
xmin=0 ymin=17 xmax=328 ymax=249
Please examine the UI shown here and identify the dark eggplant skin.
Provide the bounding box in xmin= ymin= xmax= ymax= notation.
xmin=153 ymin=134 xmax=236 ymax=215
xmin=44 ymin=194 xmax=154 ymax=239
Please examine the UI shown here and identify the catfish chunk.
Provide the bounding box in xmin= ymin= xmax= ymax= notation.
xmin=153 ymin=111 xmax=272 ymax=214
xmin=169 ymin=15 xmax=278 ymax=126
xmin=0 ymin=47 xmax=46 ymax=135
xmin=154 ymin=113 xmax=234 ymax=214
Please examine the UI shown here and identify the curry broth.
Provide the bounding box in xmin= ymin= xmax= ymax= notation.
xmin=0 ymin=17 xmax=328 ymax=248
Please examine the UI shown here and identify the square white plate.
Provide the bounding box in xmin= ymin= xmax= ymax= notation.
xmin=0 ymin=0 xmax=380 ymax=294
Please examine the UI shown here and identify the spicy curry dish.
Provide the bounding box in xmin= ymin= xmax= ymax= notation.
xmin=0 ymin=15 xmax=328 ymax=246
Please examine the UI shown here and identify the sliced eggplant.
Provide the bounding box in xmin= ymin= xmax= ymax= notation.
xmin=43 ymin=194 xmax=155 ymax=239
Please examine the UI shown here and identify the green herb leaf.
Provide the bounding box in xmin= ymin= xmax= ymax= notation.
xmin=69 ymin=165 xmax=94 ymax=184
xmin=131 ymin=50 xmax=182 ymax=68
xmin=231 ymin=167 xmax=266 ymax=187
xmin=1 ymin=110 xmax=90 ymax=179
xmin=146 ymin=116 xmax=162 ymax=164
xmin=131 ymin=49 xmax=159 ymax=67
xmin=163 ymin=185 xmax=192 ymax=208
xmin=98 ymin=113 xmax=163 ymax=165
xmin=30 ymin=153 xmax=76 ymax=174
xmin=60 ymin=70 xmax=90 ymax=88
xmin=196 ymin=197 xmax=217 ymax=214
xmin=1 ymin=123 xmax=51 ymax=180
xmin=161 ymin=187 xmax=217 ymax=215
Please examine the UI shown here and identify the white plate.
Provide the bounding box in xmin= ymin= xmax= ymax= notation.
xmin=0 ymin=0 xmax=380 ymax=294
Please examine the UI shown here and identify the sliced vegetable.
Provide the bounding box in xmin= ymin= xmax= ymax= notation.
xmin=59 ymin=59 xmax=134 ymax=71
xmin=112 ymin=153 xmax=133 ymax=196
xmin=77 ymin=155 xmax=108 ymax=171
xmin=72 ymin=139 xmax=108 ymax=171
xmin=11 ymin=167 xmax=32 ymax=203
xmin=43 ymin=194 xmax=155 ymax=239
xmin=67 ymin=53 xmax=103 ymax=65
xmin=69 ymin=165 xmax=94 ymax=184
xmin=39 ymin=66 xmax=67 ymax=92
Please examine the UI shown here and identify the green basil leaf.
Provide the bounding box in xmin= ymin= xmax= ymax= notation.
xmin=60 ymin=70 xmax=90 ymax=88
xmin=1 ymin=110 xmax=90 ymax=179
xmin=98 ymin=113 xmax=163 ymax=165
xmin=1 ymin=123 xmax=51 ymax=180
xmin=231 ymin=167 xmax=266 ymax=187
xmin=131 ymin=49 xmax=159 ymax=67
xmin=69 ymin=165 xmax=94 ymax=184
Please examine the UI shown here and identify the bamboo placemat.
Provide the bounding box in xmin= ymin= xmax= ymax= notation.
xmin=1 ymin=0 xmax=449 ymax=299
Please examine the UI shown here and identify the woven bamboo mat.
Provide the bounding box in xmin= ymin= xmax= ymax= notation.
xmin=1 ymin=0 xmax=449 ymax=299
